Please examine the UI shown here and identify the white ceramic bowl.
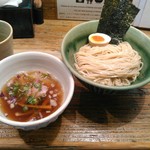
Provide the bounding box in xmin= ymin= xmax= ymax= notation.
xmin=0 ymin=52 xmax=74 ymax=130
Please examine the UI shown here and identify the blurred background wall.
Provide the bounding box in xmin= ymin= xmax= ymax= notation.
xmin=43 ymin=0 xmax=150 ymax=28
xmin=42 ymin=0 xmax=57 ymax=19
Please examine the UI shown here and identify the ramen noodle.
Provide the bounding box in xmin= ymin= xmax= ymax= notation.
xmin=74 ymin=42 xmax=143 ymax=86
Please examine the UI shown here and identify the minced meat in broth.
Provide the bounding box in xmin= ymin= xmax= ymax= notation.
xmin=0 ymin=70 xmax=63 ymax=122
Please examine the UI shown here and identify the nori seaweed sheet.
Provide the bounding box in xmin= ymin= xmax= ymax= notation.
xmin=97 ymin=0 xmax=140 ymax=44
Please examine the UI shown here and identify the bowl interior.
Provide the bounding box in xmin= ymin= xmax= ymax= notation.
xmin=61 ymin=20 xmax=150 ymax=90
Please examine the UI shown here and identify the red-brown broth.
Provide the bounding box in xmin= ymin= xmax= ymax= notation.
xmin=0 ymin=70 xmax=63 ymax=122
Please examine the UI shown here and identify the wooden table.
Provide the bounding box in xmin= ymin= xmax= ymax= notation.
xmin=0 ymin=20 xmax=150 ymax=149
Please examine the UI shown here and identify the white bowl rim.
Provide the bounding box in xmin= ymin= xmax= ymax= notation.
xmin=0 ymin=52 xmax=74 ymax=127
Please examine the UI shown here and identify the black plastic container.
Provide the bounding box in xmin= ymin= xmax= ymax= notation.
xmin=0 ymin=0 xmax=34 ymax=38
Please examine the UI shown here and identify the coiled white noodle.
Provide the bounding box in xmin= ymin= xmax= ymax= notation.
xmin=74 ymin=42 xmax=143 ymax=86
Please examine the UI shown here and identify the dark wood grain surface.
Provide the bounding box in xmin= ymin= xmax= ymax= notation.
xmin=0 ymin=20 xmax=150 ymax=149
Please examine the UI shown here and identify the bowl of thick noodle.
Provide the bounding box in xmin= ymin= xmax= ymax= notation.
xmin=0 ymin=52 xmax=74 ymax=130
xmin=61 ymin=20 xmax=150 ymax=93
